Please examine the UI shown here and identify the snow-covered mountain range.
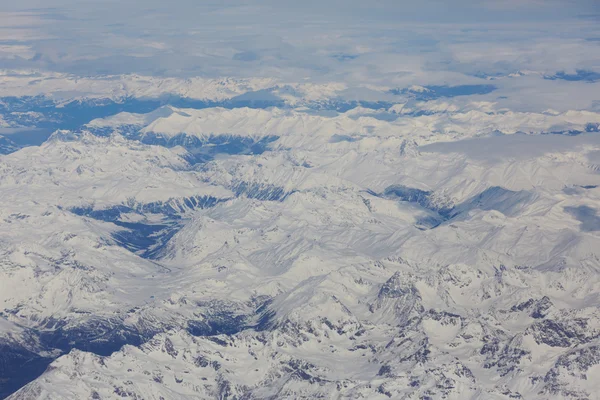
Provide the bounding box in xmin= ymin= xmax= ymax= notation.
xmin=1 ymin=70 xmax=600 ymax=400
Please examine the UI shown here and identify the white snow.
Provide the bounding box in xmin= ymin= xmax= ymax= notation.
xmin=1 ymin=76 xmax=600 ymax=400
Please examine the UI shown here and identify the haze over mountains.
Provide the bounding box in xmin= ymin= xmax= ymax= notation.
xmin=1 ymin=1 xmax=600 ymax=399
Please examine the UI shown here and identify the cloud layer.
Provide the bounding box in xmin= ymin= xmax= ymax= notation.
xmin=0 ymin=1 xmax=598 ymax=113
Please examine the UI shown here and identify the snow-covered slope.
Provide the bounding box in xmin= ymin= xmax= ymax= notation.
xmin=1 ymin=87 xmax=600 ymax=399
xmin=0 ymin=71 xmax=278 ymax=102
xmin=86 ymin=105 xmax=600 ymax=148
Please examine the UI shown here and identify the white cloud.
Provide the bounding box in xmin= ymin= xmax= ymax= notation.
xmin=0 ymin=0 xmax=597 ymax=107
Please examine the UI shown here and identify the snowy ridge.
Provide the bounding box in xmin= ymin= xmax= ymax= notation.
xmin=0 ymin=71 xmax=358 ymax=109
xmin=85 ymin=106 xmax=600 ymax=150
xmin=0 ymin=71 xmax=278 ymax=102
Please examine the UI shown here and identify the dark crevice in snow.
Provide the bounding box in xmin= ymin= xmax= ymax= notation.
xmin=229 ymin=181 xmax=294 ymax=202
xmin=69 ymin=195 xmax=225 ymax=259
xmin=68 ymin=185 xmax=292 ymax=260
xmin=0 ymin=341 xmax=53 ymax=399
xmin=389 ymin=84 xmax=497 ymax=100
xmin=1 ymin=295 xmax=275 ymax=399
xmin=0 ymin=317 xmax=161 ymax=399
xmin=374 ymin=185 xmax=536 ymax=229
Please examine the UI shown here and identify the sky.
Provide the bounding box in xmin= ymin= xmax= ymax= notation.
xmin=0 ymin=0 xmax=599 ymax=99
